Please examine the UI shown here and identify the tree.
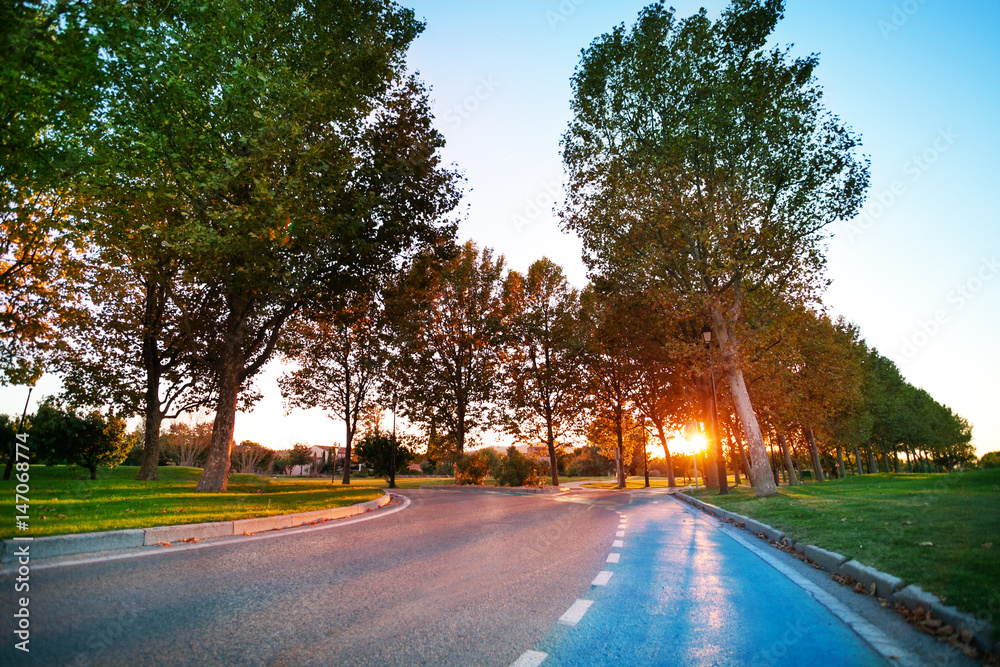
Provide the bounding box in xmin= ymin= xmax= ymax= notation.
xmin=980 ymin=452 xmax=1000 ymax=469
xmin=560 ymin=1 xmax=869 ymax=496
xmin=355 ymin=433 xmax=414 ymax=484
xmin=279 ymin=293 xmax=385 ymax=485
xmin=502 ymin=259 xmax=587 ymax=486
xmin=288 ymin=444 xmax=313 ymax=476
xmin=88 ymin=1 xmax=461 ymax=492
xmin=388 ymin=242 xmax=510 ymax=455
xmin=581 ymin=288 xmax=637 ymax=488
xmin=231 ymin=440 xmax=272 ymax=475
xmin=31 ymin=398 xmax=128 ymax=479
xmin=1 ymin=0 xmax=106 ymax=384
xmin=160 ymin=420 xmax=212 ymax=468
xmin=55 ymin=251 xmax=215 ymax=481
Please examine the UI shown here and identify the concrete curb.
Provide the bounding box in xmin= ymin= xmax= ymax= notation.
xmin=674 ymin=491 xmax=996 ymax=654
xmin=1 ymin=492 xmax=392 ymax=563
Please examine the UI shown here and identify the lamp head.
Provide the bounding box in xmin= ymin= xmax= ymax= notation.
xmin=701 ymin=326 xmax=712 ymax=344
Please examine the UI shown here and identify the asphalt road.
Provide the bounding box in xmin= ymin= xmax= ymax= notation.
xmin=0 ymin=487 xmax=979 ymax=666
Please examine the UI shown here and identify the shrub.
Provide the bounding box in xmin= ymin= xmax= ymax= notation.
xmin=419 ymin=459 xmax=435 ymax=475
xmin=435 ymin=460 xmax=455 ymax=476
xmin=454 ymin=452 xmax=489 ymax=485
xmin=980 ymin=451 xmax=1000 ymax=469
xmin=355 ymin=433 xmax=415 ymax=483
xmin=496 ymin=446 xmax=540 ymax=487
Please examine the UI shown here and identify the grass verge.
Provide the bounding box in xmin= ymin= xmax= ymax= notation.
xmin=0 ymin=465 xmax=433 ymax=539
xmin=689 ymin=470 xmax=1000 ymax=620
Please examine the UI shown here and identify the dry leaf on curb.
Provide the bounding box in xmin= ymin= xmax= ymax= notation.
xmin=182 ymin=537 xmax=199 ymax=543
xmin=869 ymin=582 xmax=877 ymax=596
xmin=157 ymin=542 xmax=171 ymax=547
xmin=243 ymin=531 xmax=253 ymax=536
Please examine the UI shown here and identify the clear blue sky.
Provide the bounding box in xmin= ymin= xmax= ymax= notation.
xmin=3 ymin=0 xmax=997 ymax=456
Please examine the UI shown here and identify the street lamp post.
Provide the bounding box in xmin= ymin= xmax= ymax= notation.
xmin=2 ymin=386 xmax=33 ymax=481
xmin=702 ymin=326 xmax=729 ymax=496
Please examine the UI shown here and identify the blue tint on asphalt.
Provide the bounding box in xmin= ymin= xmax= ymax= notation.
xmin=536 ymin=497 xmax=888 ymax=667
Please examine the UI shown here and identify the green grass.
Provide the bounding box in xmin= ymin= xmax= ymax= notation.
xmin=583 ymin=476 xmax=675 ymax=489
xmin=689 ymin=470 xmax=1000 ymax=619
xmin=0 ymin=465 xmax=439 ymax=539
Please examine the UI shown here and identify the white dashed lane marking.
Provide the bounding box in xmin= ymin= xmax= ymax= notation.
xmin=615 ymin=530 xmax=625 ymax=537
xmin=592 ymin=570 xmax=613 ymax=586
xmin=612 ymin=539 xmax=624 ymax=548
xmin=559 ymin=599 xmax=594 ymax=626
xmin=606 ymin=552 xmax=620 ymax=563
xmin=510 ymin=649 xmax=548 ymax=667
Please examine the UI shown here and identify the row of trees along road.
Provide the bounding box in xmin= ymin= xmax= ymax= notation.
xmin=2 ymin=0 xmax=974 ymax=490
xmin=2 ymin=0 xmax=461 ymax=490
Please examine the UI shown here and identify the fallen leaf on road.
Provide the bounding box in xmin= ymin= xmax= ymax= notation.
xmin=243 ymin=531 xmax=253 ymax=536
xmin=182 ymin=537 xmax=199 ymax=543
xmin=157 ymin=542 xmax=171 ymax=547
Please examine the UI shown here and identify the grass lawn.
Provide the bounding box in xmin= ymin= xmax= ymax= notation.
xmin=0 ymin=465 xmax=453 ymax=539
xmin=689 ymin=470 xmax=1000 ymax=619
xmin=584 ymin=476 xmax=675 ymax=489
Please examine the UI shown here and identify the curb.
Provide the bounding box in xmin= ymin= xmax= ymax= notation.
xmin=674 ymin=492 xmax=996 ymax=655
xmin=0 ymin=492 xmax=392 ymax=563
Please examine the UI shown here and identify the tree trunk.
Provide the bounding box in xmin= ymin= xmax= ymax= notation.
xmin=196 ymin=362 xmax=240 ymax=492
xmin=137 ymin=277 xmax=165 ymax=481
xmin=805 ymin=428 xmax=825 ymax=482
xmin=697 ymin=376 xmax=719 ymax=489
xmin=836 ymin=445 xmax=846 ymax=479
xmin=728 ymin=414 xmax=753 ymax=482
xmin=341 ymin=421 xmax=353 ymax=485
xmin=615 ymin=414 xmax=626 ymax=489
xmin=777 ymin=433 xmax=798 ymax=486
xmin=711 ymin=315 xmax=776 ymax=496
xmin=892 ymin=449 xmax=901 ymax=473
xmin=456 ymin=401 xmax=466 ymax=455
xmin=89 ymin=461 xmax=98 ymax=480
xmin=853 ymin=445 xmax=863 ymax=474
xmin=546 ymin=414 xmax=559 ymax=487
xmin=654 ymin=422 xmax=676 ymax=487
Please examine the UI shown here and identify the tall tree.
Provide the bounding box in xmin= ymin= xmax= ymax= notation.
xmin=388 ymin=242 xmax=509 ymax=455
xmin=502 ymin=259 xmax=587 ymax=486
xmin=581 ymin=288 xmax=637 ymax=489
xmin=0 ymin=0 xmax=106 ymax=384
xmin=93 ymin=0 xmax=461 ymax=491
xmin=560 ymin=0 xmax=869 ymax=496
xmin=278 ymin=293 xmax=386 ymax=485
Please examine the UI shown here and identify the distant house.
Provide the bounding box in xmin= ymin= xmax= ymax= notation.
xmin=289 ymin=444 xmax=364 ymax=476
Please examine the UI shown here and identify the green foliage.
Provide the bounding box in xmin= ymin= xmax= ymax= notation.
xmin=29 ymin=399 xmax=129 ymax=478
xmin=495 ymin=447 xmax=540 ymax=487
xmin=388 ymin=242 xmax=510 ymax=455
xmin=354 ymin=433 xmax=415 ymax=483
xmin=979 ymin=452 xmax=1000 ymax=469
xmin=288 ymin=444 xmax=314 ymax=473
xmin=453 ymin=451 xmax=490 ymax=485
xmin=566 ymin=446 xmax=615 ymax=477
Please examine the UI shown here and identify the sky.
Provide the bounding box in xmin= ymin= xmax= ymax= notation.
xmin=2 ymin=0 xmax=998 ymax=457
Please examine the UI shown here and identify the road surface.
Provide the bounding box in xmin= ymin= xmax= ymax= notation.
xmin=0 ymin=487 xmax=976 ymax=665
